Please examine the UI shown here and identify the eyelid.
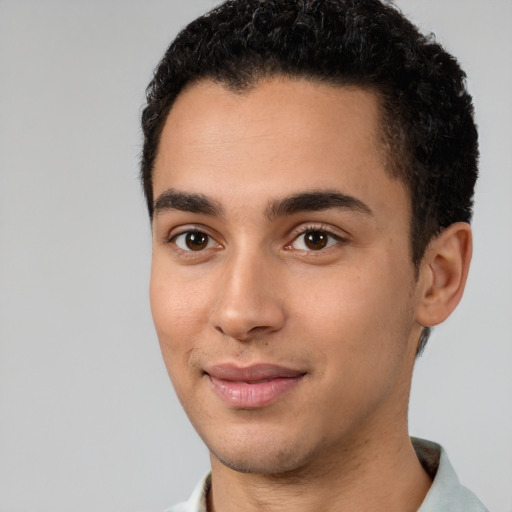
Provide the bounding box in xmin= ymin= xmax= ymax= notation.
xmin=164 ymin=224 xmax=219 ymax=243
xmin=285 ymin=223 xmax=350 ymax=251
xmin=173 ymin=231 xmax=217 ymax=251
xmin=161 ymin=222 xmax=349 ymax=254
xmin=164 ymin=225 xmax=224 ymax=254
xmin=288 ymin=222 xmax=349 ymax=241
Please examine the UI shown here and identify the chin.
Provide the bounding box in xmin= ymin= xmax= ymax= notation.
xmin=207 ymin=429 xmax=323 ymax=476
xmin=213 ymin=450 xmax=313 ymax=476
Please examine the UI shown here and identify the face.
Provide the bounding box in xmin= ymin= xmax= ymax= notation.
xmin=150 ymin=78 xmax=424 ymax=475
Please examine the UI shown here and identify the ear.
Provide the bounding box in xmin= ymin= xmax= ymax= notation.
xmin=415 ymin=222 xmax=473 ymax=328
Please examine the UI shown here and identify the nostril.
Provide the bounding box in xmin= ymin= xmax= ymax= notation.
xmin=214 ymin=323 xmax=278 ymax=342
xmin=248 ymin=325 xmax=274 ymax=336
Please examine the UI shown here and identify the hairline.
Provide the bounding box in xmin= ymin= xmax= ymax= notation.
xmin=148 ymin=73 xmax=417 ymax=258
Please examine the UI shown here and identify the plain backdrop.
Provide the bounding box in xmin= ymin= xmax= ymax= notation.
xmin=0 ymin=1 xmax=511 ymax=511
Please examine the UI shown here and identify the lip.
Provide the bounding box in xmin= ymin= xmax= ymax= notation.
xmin=204 ymin=364 xmax=306 ymax=409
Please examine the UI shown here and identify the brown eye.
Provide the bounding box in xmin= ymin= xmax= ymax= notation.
xmin=304 ymin=231 xmax=328 ymax=250
xmin=174 ymin=231 xmax=215 ymax=251
xmin=289 ymin=229 xmax=341 ymax=251
xmin=186 ymin=232 xmax=208 ymax=250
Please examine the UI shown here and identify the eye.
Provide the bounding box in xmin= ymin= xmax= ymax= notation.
xmin=173 ymin=230 xmax=218 ymax=251
xmin=289 ymin=230 xmax=341 ymax=251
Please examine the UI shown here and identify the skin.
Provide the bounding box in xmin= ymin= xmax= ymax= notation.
xmin=150 ymin=78 xmax=472 ymax=512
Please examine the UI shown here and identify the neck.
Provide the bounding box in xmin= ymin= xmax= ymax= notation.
xmin=207 ymin=427 xmax=431 ymax=512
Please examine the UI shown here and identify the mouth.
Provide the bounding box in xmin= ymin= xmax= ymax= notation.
xmin=204 ymin=364 xmax=306 ymax=409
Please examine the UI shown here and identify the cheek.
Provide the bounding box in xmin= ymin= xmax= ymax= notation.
xmin=150 ymin=255 xmax=209 ymax=331
xmin=150 ymin=274 xmax=211 ymax=417
xmin=149 ymin=261 xmax=211 ymax=381
xmin=292 ymin=266 xmax=415 ymax=428
xmin=292 ymin=257 xmax=415 ymax=366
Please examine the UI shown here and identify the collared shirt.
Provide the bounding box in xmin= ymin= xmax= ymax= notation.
xmin=165 ymin=438 xmax=488 ymax=512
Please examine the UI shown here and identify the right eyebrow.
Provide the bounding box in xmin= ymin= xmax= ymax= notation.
xmin=153 ymin=189 xmax=224 ymax=217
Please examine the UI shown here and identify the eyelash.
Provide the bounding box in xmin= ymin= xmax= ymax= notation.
xmin=167 ymin=228 xmax=221 ymax=253
xmin=165 ymin=224 xmax=348 ymax=255
xmin=286 ymin=224 xmax=347 ymax=253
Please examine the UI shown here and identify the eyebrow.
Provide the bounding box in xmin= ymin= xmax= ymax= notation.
xmin=153 ymin=189 xmax=224 ymax=217
xmin=152 ymin=188 xmax=373 ymax=220
xmin=265 ymin=190 xmax=373 ymax=220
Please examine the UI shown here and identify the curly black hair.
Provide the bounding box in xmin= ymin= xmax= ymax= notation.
xmin=141 ymin=0 xmax=478 ymax=348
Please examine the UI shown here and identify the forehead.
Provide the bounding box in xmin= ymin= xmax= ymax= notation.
xmin=153 ymin=78 xmax=408 ymax=222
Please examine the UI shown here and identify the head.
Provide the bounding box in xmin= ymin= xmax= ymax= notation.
xmin=142 ymin=0 xmax=477 ymax=476
xmin=141 ymin=0 xmax=478 ymax=352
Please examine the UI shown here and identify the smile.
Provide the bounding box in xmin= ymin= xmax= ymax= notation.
xmin=205 ymin=364 xmax=306 ymax=409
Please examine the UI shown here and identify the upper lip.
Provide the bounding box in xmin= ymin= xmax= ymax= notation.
xmin=204 ymin=363 xmax=306 ymax=382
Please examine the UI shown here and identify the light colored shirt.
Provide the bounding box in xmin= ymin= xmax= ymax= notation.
xmin=165 ymin=438 xmax=488 ymax=512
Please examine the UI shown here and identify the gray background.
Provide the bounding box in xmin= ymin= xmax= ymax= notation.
xmin=0 ymin=1 xmax=510 ymax=511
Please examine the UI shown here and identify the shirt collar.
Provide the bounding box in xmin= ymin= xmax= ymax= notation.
xmin=413 ymin=438 xmax=488 ymax=512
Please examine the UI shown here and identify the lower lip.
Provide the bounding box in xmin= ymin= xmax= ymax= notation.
xmin=208 ymin=375 xmax=304 ymax=409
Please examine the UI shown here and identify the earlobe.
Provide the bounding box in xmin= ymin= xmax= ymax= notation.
xmin=415 ymin=222 xmax=473 ymax=328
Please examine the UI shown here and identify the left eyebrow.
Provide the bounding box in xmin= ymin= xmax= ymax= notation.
xmin=265 ymin=190 xmax=374 ymax=220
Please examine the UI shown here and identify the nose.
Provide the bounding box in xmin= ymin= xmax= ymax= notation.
xmin=210 ymin=251 xmax=286 ymax=342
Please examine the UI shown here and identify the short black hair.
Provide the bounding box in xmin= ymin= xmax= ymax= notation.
xmin=140 ymin=0 xmax=479 ymax=350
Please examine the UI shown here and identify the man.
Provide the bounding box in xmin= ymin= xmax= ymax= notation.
xmin=140 ymin=0 xmax=486 ymax=510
